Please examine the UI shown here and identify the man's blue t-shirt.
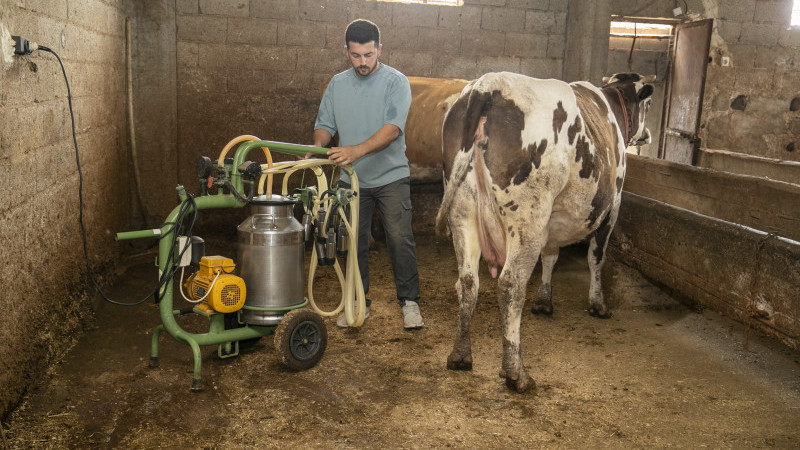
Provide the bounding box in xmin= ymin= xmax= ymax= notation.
xmin=314 ymin=64 xmax=412 ymax=188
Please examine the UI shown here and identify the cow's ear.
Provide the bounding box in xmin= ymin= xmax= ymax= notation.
xmin=640 ymin=75 xmax=656 ymax=83
xmin=638 ymin=84 xmax=654 ymax=101
xmin=602 ymin=76 xmax=611 ymax=85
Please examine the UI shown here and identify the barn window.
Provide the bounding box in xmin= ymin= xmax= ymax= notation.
xmin=793 ymin=0 xmax=800 ymax=26
xmin=376 ymin=0 xmax=462 ymax=5
xmin=610 ymin=20 xmax=673 ymax=38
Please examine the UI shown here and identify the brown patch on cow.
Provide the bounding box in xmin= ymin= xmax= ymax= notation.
xmin=442 ymin=92 xmax=470 ymax=180
xmin=472 ymin=91 xmax=528 ymax=190
xmin=509 ymin=204 xmax=519 ymax=211
xmin=616 ymin=175 xmax=624 ymax=192
xmin=591 ymin=213 xmax=613 ymax=264
xmin=528 ymin=139 xmax=548 ymax=169
xmin=512 ymin=162 xmax=532 ymax=186
xmin=575 ymin=135 xmax=594 ymax=179
xmin=568 ymin=116 xmax=582 ymax=145
xmin=503 ymin=200 xmax=515 ymax=207
xmin=552 ymin=101 xmax=567 ymax=144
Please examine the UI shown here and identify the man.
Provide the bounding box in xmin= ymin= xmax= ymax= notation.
xmin=314 ymin=19 xmax=423 ymax=330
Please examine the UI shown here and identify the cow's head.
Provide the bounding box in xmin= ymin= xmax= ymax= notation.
xmin=601 ymin=73 xmax=656 ymax=147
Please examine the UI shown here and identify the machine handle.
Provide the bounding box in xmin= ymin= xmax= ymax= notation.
xmin=251 ymin=213 xmax=276 ymax=229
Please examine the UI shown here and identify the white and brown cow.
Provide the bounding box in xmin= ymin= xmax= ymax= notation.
xmin=435 ymin=72 xmax=655 ymax=392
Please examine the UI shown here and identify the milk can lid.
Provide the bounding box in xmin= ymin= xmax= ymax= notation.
xmin=250 ymin=194 xmax=297 ymax=206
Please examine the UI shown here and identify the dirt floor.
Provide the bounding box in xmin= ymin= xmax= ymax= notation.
xmin=3 ymin=234 xmax=800 ymax=449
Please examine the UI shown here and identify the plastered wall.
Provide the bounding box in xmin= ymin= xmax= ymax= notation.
xmin=613 ymin=0 xmax=800 ymax=162
xmin=0 ymin=0 xmax=130 ymax=419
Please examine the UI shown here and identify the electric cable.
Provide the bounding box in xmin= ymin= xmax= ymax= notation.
xmin=39 ymin=45 xmax=194 ymax=307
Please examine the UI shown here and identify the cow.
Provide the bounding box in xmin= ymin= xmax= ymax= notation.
xmin=405 ymin=77 xmax=469 ymax=183
xmin=435 ymin=72 xmax=655 ymax=392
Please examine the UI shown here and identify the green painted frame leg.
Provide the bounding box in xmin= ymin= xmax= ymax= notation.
xmin=150 ymin=324 xmax=165 ymax=368
xmin=188 ymin=337 xmax=203 ymax=392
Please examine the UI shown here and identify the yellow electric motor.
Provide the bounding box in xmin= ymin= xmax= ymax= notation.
xmin=184 ymin=256 xmax=246 ymax=313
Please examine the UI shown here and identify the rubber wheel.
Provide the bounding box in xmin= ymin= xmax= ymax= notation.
xmin=274 ymin=309 xmax=327 ymax=371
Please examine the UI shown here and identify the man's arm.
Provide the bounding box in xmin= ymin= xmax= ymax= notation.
xmin=326 ymin=123 xmax=400 ymax=166
xmin=314 ymin=129 xmax=333 ymax=148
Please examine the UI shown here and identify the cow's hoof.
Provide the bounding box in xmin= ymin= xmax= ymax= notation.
xmin=447 ymin=354 xmax=473 ymax=371
xmin=588 ymin=305 xmax=612 ymax=319
xmin=500 ymin=370 xmax=535 ymax=393
xmin=531 ymin=302 xmax=553 ymax=315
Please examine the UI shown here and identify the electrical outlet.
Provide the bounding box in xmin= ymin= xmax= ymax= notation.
xmin=721 ymin=56 xmax=730 ymax=67
xmin=673 ymin=7 xmax=683 ymax=16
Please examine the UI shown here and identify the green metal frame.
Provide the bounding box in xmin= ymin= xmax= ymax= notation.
xmin=117 ymin=140 xmax=330 ymax=391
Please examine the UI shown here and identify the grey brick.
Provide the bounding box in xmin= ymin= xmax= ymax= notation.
xmin=525 ymin=9 xmax=555 ymax=33
xmin=438 ymin=4 xmax=481 ymax=29
xmin=176 ymin=15 xmax=227 ymax=42
xmin=198 ymin=43 xmax=251 ymax=68
xmin=177 ymin=42 xmax=199 ymax=68
xmin=385 ymin=50 xmax=433 ymax=77
xmin=381 ymin=26 xmax=420 ymax=50
xmin=228 ymin=18 xmax=278 ymax=46
xmin=250 ymin=46 xmax=298 ymax=71
xmin=520 ymin=57 xmax=562 ymax=79
xmin=715 ymin=20 xmax=743 ymax=43
xmin=505 ymin=32 xmax=547 ymax=58
xmin=392 ymin=3 xmax=439 ymax=28
xmin=717 ymin=1 xmax=756 ymax=21
xmin=199 ymin=0 xmax=249 ymax=17
xmin=464 ymin=0 xmax=506 ymax=6
xmin=176 ymin=0 xmax=199 ymax=14
xmin=227 ymin=69 xmax=276 ymax=94
xmin=277 ymin=21 xmax=326 ymax=47
xmin=297 ymin=47 xmax=351 ymax=74
xmin=23 ymin=0 xmax=68 ymax=19
xmin=347 ymin=2 xmax=393 ymax=26
xmin=431 ymin=55 xmax=478 ymax=78
xmin=482 ymin=6 xmax=525 ymax=32
xmin=778 ymin=26 xmax=800 ymax=47
xmin=476 ymin=55 xmax=520 ymax=74
xmin=753 ymin=0 xmax=789 ymax=24
xmin=727 ymin=43 xmax=758 ymax=69
xmin=549 ymin=0 xmax=568 ymax=12
xmin=251 ymin=0 xmax=299 ymax=20
xmin=547 ymin=35 xmax=565 ymax=58
xmin=299 ymin=0 xmax=349 ymax=23
xmin=417 ymin=27 xmax=461 ymax=53
xmin=461 ymin=29 xmax=505 ymax=56
xmin=740 ymin=22 xmax=781 ymax=45
xmin=506 ymin=0 xmax=548 ymax=9
xmin=754 ymin=45 xmax=794 ymax=68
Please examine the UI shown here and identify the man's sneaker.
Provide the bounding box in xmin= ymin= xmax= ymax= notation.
xmin=402 ymin=301 xmax=424 ymax=330
xmin=336 ymin=305 xmax=369 ymax=328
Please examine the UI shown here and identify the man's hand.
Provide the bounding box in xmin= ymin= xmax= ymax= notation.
xmin=327 ymin=145 xmax=364 ymax=166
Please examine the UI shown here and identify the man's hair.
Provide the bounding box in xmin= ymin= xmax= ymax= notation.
xmin=345 ymin=19 xmax=380 ymax=48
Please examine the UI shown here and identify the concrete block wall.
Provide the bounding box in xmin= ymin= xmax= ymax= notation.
xmin=613 ymin=0 xmax=800 ymax=162
xmin=174 ymin=0 xmax=569 ymax=192
xmin=0 ymin=0 xmax=130 ymax=420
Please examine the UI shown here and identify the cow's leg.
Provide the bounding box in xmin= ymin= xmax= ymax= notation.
xmin=497 ymin=249 xmax=539 ymax=393
xmin=446 ymin=222 xmax=481 ymax=371
xmin=586 ymin=211 xmax=616 ymax=319
xmin=531 ymin=247 xmax=558 ymax=315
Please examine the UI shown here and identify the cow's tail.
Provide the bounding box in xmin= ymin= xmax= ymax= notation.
xmin=435 ymin=81 xmax=507 ymax=277
xmin=434 ymin=146 xmax=473 ymax=237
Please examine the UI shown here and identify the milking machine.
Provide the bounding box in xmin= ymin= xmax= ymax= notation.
xmin=116 ymin=136 xmax=367 ymax=391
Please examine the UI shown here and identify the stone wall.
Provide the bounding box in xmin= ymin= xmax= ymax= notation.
xmin=612 ymin=0 xmax=800 ymax=162
xmin=174 ymin=0 xmax=569 ymax=192
xmin=0 ymin=0 xmax=130 ymax=420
